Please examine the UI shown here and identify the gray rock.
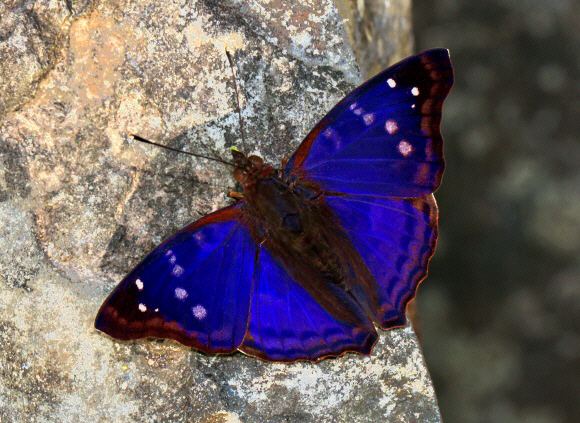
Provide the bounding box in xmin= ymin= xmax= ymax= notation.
xmin=0 ymin=0 xmax=93 ymax=115
xmin=337 ymin=0 xmax=414 ymax=77
xmin=0 ymin=0 xmax=441 ymax=421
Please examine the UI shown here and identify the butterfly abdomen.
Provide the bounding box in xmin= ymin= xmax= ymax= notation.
xmin=242 ymin=175 xmax=381 ymax=327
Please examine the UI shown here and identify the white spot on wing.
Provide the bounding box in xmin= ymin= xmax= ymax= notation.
xmin=135 ymin=279 xmax=144 ymax=290
xmin=411 ymin=87 xmax=420 ymax=96
xmin=165 ymin=249 xmax=173 ymax=257
xmin=411 ymin=104 xmax=416 ymax=109
xmin=138 ymin=303 xmax=147 ymax=312
xmin=387 ymin=78 xmax=396 ymax=88
xmin=363 ymin=113 xmax=375 ymax=125
xmin=385 ymin=119 xmax=398 ymax=135
xmin=192 ymin=304 xmax=207 ymax=320
xmin=323 ymin=127 xmax=334 ymax=138
xmin=174 ymin=287 xmax=188 ymax=300
xmin=398 ymin=140 xmax=413 ymax=157
xmin=353 ymin=107 xmax=364 ymax=116
xmin=172 ymin=265 xmax=184 ymax=277
xmin=169 ymin=255 xmax=177 ymax=264
xmin=322 ymin=127 xmax=342 ymax=149
xmin=349 ymin=102 xmax=358 ymax=111
xmin=154 ymin=308 xmax=159 ymax=312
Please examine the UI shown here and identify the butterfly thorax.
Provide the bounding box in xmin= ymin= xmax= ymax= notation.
xmin=231 ymin=150 xmax=275 ymax=191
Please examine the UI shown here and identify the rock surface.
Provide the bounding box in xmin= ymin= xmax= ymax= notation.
xmin=0 ymin=0 xmax=440 ymax=421
xmin=337 ymin=0 xmax=414 ymax=77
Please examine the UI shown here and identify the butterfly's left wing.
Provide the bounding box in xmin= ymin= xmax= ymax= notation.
xmin=240 ymin=245 xmax=378 ymax=362
xmin=95 ymin=204 xmax=257 ymax=354
xmin=96 ymin=202 xmax=379 ymax=362
xmin=285 ymin=48 xmax=453 ymax=198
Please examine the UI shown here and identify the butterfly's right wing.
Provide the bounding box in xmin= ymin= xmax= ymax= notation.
xmin=324 ymin=194 xmax=438 ymax=329
xmin=282 ymin=49 xmax=452 ymax=330
xmin=285 ymin=48 xmax=453 ymax=198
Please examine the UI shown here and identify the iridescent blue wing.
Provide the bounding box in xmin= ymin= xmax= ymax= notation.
xmin=240 ymin=246 xmax=377 ymax=361
xmin=284 ymin=49 xmax=452 ymax=330
xmin=325 ymin=194 xmax=438 ymax=328
xmin=95 ymin=205 xmax=257 ymax=354
xmin=285 ymin=48 xmax=453 ymax=198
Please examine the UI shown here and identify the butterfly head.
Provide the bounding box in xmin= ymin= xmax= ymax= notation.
xmin=231 ymin=149 xmax=274 ymax=188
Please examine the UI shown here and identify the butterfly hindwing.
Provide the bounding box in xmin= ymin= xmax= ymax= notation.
xmin=286 ymin=48 xmax=453 ymax=198
xmin=95 ymin=205 xmax=257 ymax=354
xmin=324 ymin=194 xmax=438 ymax=328
xmin=240 ymin=246 xmax=378 ymax=361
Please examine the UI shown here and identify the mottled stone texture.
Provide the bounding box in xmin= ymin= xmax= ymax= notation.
xmin=337 ymin=0 xmax=413 ymax=77
xmin=0 ymin=1 xmax=440 ymax=421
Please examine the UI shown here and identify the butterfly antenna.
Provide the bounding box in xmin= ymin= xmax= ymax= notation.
xmin=225 ymin=50 xmax=248 ymax=152
xmin=129 ymin=134 xmax=235 ymax=167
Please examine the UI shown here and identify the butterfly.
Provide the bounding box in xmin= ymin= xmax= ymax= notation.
xmin=95 ymin=49 xmax=454 ymax=362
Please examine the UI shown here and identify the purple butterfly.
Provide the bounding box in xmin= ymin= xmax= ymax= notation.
xmin=95 ymin=49 xmax=454 ymax=362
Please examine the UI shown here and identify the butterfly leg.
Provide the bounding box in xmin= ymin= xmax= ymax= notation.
xmin=228 ymin=191 xmax=244 ymax=200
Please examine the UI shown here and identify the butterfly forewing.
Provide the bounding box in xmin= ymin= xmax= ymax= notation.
xmin=95 ymin=205 xmax=256 ymax=353
xmin=286 ymin=48 xmax=453 ymax=198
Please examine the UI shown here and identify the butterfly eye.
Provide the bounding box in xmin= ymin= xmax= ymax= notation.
xmin=248 ymin=155 xmax=264 ymax=168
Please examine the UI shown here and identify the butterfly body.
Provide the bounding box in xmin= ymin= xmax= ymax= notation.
xmin=96 ymin=49 xmax=453 ymax=362
xmin=232 ymin=150 xmax=381 ymax=327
